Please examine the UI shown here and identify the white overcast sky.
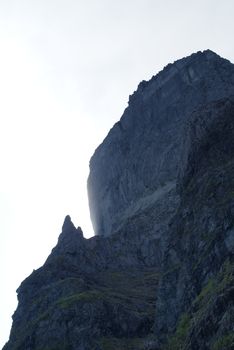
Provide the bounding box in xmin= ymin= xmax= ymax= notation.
xmin=0 ymin=0 xmax=234 ymax=347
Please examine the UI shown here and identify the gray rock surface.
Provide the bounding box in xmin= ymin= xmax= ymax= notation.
xmin=154 ymin=96 xmax=234 ymax=349
xmin=4 ymin=216 xmax=160 ymax=350
xmin=3 ymin=50 xmax=234 ymax=350
xmin=88 ymin=50 xmax=234 ymax=238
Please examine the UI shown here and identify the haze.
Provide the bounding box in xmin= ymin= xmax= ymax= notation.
xmin=1 ymin=0 xmax=234 ymax=347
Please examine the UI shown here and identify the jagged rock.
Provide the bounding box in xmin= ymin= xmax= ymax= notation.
xmin=4 ymin=216 xmax=160 ymax=350
xmin=154 ymin=96 xmax=234 ymax=348
xmin=88 ymin=50 xmax=234 ymax=238
xmin=4 ymin=50 xmax=234 ymax=350
xmin=61 ymin=215 xmax=77 ymax=233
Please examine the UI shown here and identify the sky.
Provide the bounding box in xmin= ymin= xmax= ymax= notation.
xmin=0 ymin=0 xmax=234 ymax=347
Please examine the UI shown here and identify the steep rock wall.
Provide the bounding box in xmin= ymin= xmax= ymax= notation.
xmin=4 ymin=51 xmax=234 ymax=350
xmin=88 ymin=50 xmax=234 ymax=237
xmin=154 ymin=96 xmax=234 ymax=349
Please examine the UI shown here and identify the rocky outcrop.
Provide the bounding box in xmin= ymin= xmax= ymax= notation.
xmin=154 ymin=97 xmax=234 ymax=349
xmin=4 ymin=216 xmax=160 ymax=350
xmin=88 ymin=50 xmax=234 ymax=238
xmin=4 ymin=50 xmax=234 ymax=350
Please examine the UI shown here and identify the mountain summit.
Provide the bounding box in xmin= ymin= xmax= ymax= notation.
xmin=4 ymin=51 xmax=234 ymax=350
xmin=88 ymin=49 xmax=234 ymax=237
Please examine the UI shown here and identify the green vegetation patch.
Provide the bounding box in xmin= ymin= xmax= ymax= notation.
xmin=218 ymin=259 xmax=234 ymax=291
xmin=165 ymin=313 xmax=191 ymax=350
xmin=193 ymin=278 xmax=215 ymax=308
xmin=57 ymin=287 xmax=139 ymax=309
xmin=164 ymin=259 xmax=234 ymax=350
xmin=94 ymin=268 xmax=160 ymax=315
xmin=194 ymin=258 xmax=233 ymax=309
xmin=211 ymin=332 xmax=234 ymax=350
xmin=57 ymin=290 xmax=104 ymax=308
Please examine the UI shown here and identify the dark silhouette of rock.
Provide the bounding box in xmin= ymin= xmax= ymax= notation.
xmin=154 ymin=96 xmax=234 ymax=348
xmin=4 ymin=50 xmax=234 ymax=350
xmin=61 ymin=215 xmax=76 ymax=233
xmin=4 ymin=216 xmax=160 ymax=350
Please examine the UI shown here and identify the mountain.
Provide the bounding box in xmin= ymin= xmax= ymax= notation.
xmin=88 ymin=49 xmax=234 ymax=239
xmin=3 ymin=50 xmax=234 ymax=350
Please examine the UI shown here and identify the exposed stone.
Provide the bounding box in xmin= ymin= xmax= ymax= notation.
xmin=88 ymin=49 xmax=234 ymax=238
xmin=4 ymin=50 xmax=234 ymax=350
xmin=4 ymin=216 xmax=160 ymax=350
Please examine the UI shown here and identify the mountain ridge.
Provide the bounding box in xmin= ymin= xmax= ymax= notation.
xmin=88 ymin=49 xmax=234 ymax=237
xmin=3 ymin=50 xmax=234 ymax=350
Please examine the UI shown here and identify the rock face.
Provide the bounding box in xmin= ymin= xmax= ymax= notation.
xmin=154 ymin=97 xmax=234 ymax=349
xmin=4 ymin=216 xmax=160 ymax=350
xmin=88 ymin=49 xmax=234 ymax=238
xmin=4 ymin=50 xmax=234 ymax=350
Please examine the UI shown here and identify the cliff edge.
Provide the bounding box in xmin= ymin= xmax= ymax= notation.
xmin=88 ymin=50 xmax=234 ymax=239
xmin=3 ymin=50 xmax=234 ymax=350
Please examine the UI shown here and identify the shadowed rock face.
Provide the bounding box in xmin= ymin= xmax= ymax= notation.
xmin=88 ymin=50 xmax=234 ymax=237
xmin=4 ymin=51 xmax=234 ymax=350
xmin=4 ymin=216 xmax=160 ymax=350
xmin=154 ymin=96 xmax=234 ymax=349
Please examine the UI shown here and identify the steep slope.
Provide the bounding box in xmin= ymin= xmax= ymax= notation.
xmin=155 ymin=96 xmax=234 ymax=349
xmin=4 ymin=216 xmax=160 ymax=350
xmin=88 ymin=50 xmax=234 ymax=238
xmin=4 ymin=50 xmax=234 ymax=350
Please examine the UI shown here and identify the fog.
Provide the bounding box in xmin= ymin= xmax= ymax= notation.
xmin=0 ymin=0 xmax=234 ymax=347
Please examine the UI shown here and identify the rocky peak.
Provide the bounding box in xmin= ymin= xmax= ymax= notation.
xmin=3 ymin=51 xmax=234 ymax=350
xmin=88 ymin=50 xmax=234 ymax=237
xmin=61 ymin=215 xmax=76 ymax=233
xmin=133 ymin=49 xmax=223 ymax=100
xmin=58 ymin=214 xmax=83 ymax=243
xmin=44 ymin=216 xmax=84 ymax=263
